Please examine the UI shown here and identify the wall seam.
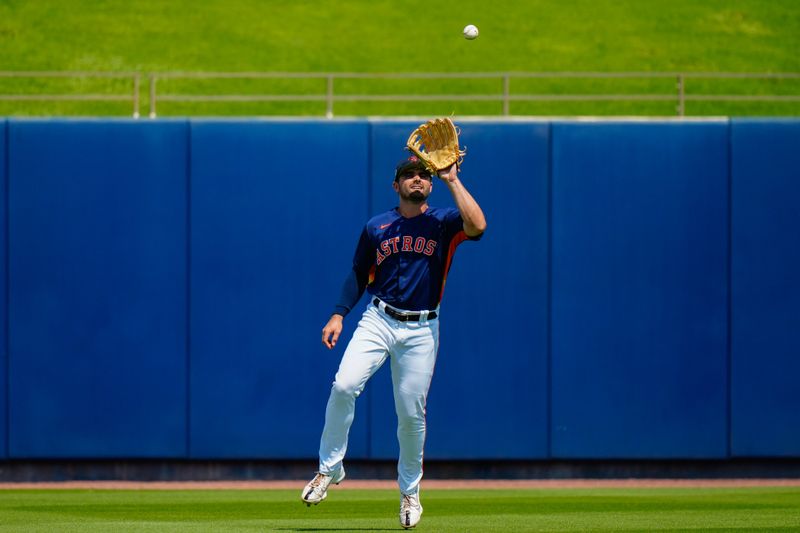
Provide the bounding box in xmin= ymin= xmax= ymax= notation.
xmin=726 ymin=119 xmax=733 ymax=459
xmin=546 ymin=121 xmax=554 ymax=460
xmin=3 ymin=119 xmax=9 ymax=458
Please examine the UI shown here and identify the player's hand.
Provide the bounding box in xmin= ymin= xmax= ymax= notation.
xmin=321 ymin=314 xmax=344 ymax=349
xmin=437 ymin=163 xmax=458 ymax=183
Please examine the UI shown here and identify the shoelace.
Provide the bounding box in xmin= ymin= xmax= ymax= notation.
xmin=401 ymin=494 xmax=418 ymax=509
xmin=309 ymin=474 xmax=327 ymax=491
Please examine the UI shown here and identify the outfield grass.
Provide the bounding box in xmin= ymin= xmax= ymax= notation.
xmin=1 ymin=0 xmax=799 ymax=116
xmin=0 ymin=488 xmax=799 ymax=532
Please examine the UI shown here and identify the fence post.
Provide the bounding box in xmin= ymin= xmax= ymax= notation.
xmin=503 ymin=74 xmax=510 ymax=116
xmin=132 ymin=73 xmax=140 ymax=119
xmin=676 ymin=74 xmax=685 ymax=116
xmin=326 ymin=75 xmax=334 ymax=119
xmin=149 ymin=74 xmax=157 ymax=119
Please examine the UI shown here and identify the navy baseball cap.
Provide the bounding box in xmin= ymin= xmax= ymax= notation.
xmin=394 ymin=154 xmax=430 ymax=181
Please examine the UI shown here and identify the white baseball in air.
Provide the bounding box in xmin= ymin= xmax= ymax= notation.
xmin=463 ymin=24 xmax=479 ymax=40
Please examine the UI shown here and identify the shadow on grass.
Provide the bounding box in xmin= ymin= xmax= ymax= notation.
xmin=272 ymin=527 xmax=397 ymax=531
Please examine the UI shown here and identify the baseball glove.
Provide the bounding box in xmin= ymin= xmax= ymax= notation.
xmin=406 ymin=117 xmax=466 ymax=174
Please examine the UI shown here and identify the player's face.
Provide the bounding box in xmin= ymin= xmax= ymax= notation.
xmin=394 ymin=169 xmax=433 ymax=204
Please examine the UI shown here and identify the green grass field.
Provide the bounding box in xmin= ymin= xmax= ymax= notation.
xmin=1 ymin=488 xmax=799 ymax=532
xmin=1 ymin=0 xmax=799 ymax=116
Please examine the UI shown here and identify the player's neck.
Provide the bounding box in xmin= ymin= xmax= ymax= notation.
xmin=397 ymin=201 xmax=428 ymax=218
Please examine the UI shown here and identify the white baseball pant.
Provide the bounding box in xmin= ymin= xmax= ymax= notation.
xmin=318 ymin=302 xmax=439 ymax=495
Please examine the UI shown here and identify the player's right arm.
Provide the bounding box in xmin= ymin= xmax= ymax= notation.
xmin=438 ymin=163 xmax=486 ymax=238
xmin=322 ymin=227 xmax=373 ymax=349
xmin=321 ymin=314 xmax=344 ymax=349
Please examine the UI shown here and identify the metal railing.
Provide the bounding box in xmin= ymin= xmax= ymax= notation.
xmin=0 ymin=71 xmax=142 ymax=117
xmin=2 ymin=71 xmax=800 ymax=118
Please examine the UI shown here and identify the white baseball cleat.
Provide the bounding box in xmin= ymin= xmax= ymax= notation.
xmin=301 ymin=468 xmax=345 ymax=506
xmin=399 ymin=491 xmax=423 ymax=529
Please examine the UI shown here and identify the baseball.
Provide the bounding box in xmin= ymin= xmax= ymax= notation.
xmin=463 ymin=24 xmax=479 ymax=40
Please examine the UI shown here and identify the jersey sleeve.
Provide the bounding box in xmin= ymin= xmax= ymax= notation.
xmin=443 ymin=207 xmax=482 ymax=242
xmin=333 ymin=226 xmax=374 ymax=317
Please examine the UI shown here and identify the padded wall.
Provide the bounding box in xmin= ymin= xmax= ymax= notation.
xmin=367 ymin=121 xmax=551 ymax=459
xmin=730 ymin=119 xmax=800 ymax=457
xmin=550 ymin=122 xmax=730 ymax=458
xmin=0 ymin=120 xmax=6 ymax=459
xmin=1 ymin=118 xmax=798 ymax=461
xmin=8 ymin=120 xmax=189 ymax=458
xmin=189 ymin=121 xmax=370 ymax=458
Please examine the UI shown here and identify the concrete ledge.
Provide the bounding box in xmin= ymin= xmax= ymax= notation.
xmin=1 ymin=459 xmax=799 ymax=482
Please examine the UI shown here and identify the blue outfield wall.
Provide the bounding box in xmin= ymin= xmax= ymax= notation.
xmin=189 ymin=121 xmax=370 ymax=458
xmin=7 ymin=120 xmax=189 ymax=458
xmin=730 ymin=119 xmax=800 ymax=457
xmin=0 ymin=118 xmax=798 ymax=460
xmin=550 ymin=122 xmax=730 ymax=458
xmin=368 ymin=122 xmax=550 ymax=460
xmin=0 ymin=120 xmax=6 ymax=459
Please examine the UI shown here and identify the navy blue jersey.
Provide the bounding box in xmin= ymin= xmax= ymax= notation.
xmin=334 ymin=206 xmax=481 ymax=315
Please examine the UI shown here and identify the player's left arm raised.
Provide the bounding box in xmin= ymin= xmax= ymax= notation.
xmin=438 ymin=164 xmax=486 ymax=237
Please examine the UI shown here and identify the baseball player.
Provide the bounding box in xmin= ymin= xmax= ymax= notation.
xmin=301 ymin=148 xmax=486 ymax=529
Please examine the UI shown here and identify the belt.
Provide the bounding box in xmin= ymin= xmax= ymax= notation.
xmin=373 ymin=298 xmax=437 ymax=322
